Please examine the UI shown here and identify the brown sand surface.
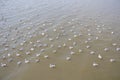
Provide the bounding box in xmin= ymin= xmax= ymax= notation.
xmin=0 ymin=0 xmax=120 ymax=80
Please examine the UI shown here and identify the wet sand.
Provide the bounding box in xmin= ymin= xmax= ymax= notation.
xmin=0 ymin=0 xmax=120 ymax=80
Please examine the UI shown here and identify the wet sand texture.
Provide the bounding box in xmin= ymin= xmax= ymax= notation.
xmin=0 ymin=0 xmax=120 ymax=80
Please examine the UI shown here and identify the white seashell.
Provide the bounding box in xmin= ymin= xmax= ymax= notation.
xmin=42 ymin=24 xmax=45 ymax=26
xmin=69 ymin=46 xmax=73 ymax=50
xmin=110 ymin=59 xmax=115 ymax=62
xmin=7 ymin=53 xmax=11 ymax=57
xmin=78 ymin=49 xmax=83 ymax=53
xmin=16 ymin=53 xmax=21 ymax=57
xmin=43 ymin=44 xmax=48 ymax=47
xmin=44 ymin=55 xmax=49 ymax=59
xmin=41 ymin=32 xmax=45 ymax=36
xmin=112 ymin=43 xmax=117 ymax=46
xmin=88 ymin=38 xmax=91 ymax=41
xmin=85 ymin=41 xmax=88 ymax=44
xmin=2 ymin=56 xmax=6 ymax=60
xmin=49 ymin=64 xmax=56 ymax=68
xmin=56 ymin=36 xmax=59 ymax=39
xmin=20 ymin=43 xmax=24 ymax=46
xmin=50 ymin=44 xmax=54 ymax=48
xmin=98 ymin=31 xmax=102 ymax=33
xmin=90 ymin=51 xmax=95 ymax=54
xmin=26 ymin=52 xmax=30 ymax=55
xmin=33 ymin=44 xmax=37 ymax=47
xmin=35 ymin=59 xmax=40 ymax=63
xmin=73 ymin=42 xmax=76 ymax=46
xmin=5 ymin=48 xmax=8 ymax=51
xmin=68 ymin=38 xmax=72 ymax=41
xmin=38 ymin=44 xmax=42 ymax=47
xmin=86 ymin=45 xmax=90 ymax=48
xmin=11 ymin=38 xmax=15 ymax=41
xmin=40 ymin=49 xmax=45 ymax=52
xmin=36 ymin=40 xmax=41 ymax=43
xmin=70 ymin=29 xmax=73 ymax=32
xmin=116 ymin=48 xmax=120 ymax=51
xmin=95 ymin=37 xmax=99 ymax=40
xmin=49 ymin=38 xmax=53 ymax=41
xmin=63 ymin=43 xmax=66 ymax=47
xmin=1 ymin=63 xmax=7 ymax=67
xmin=58 ymin=45 xmax=62 ymax=48
xmin=53 ymin=50 xmax=57 ymax=53
xmin=53 ymin=29 xmax=57 ymax=32
xmin=29 ymin=41 xmax=33 ymax=44
xmin=87 ymin=29 xmax=91 ymax=32
xmin=66 ymin=57 xmax=71 ymax=61
xmin=36 ymin=53 xmax=40 ymax=57
xmin=97 ymin=25 xmax=100 ymax=28
xmin=98 ymin=54 xmax=102 ymax=59
xmin=88 ymin=33 xmax=91 ymax=36
xmin=79 ymin=33 xmax=82 ymax=36
xmin=74 ymin=35 xmax=77 ymax=38
xmin=70 ymin=51 xmax=75 ymax=55
xmin=27 ymin=27 xmax=31 ymax=30
xmin=111 ymin=31 xmax=114 ymax=34
xmin=30 ymin=48 xmax=34 ymax=51
xmin=25 ymin=59 xmax=30 ymax=64
xmin=104 ymin=48 xmax=109 ymax=51
xmin=19 ymin=48 xmax=24 ymax=51
xmin=17 ymin=61 xmax=22 ymax=65
xmin=92 ymin=62 xmax=98 ymax=67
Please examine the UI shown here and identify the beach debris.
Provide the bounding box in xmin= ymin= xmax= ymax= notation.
xmin=63 ymin=43 xmax=66 ymax=47
xmin=92 ymin=62 xmax=98 ymax=67
xmin=49 ymin=64 xmax=56 ymax=68
xmin=26 ymin=51 xmax=31 ymax=55
xmin=86 ymin=45 xmax=90 ymax=49
xmin=41 ymin=32 xmax=45 ymax=36
xmin=1 ymin=63 xmax=7 ymax=67
xmin=90 ymin=51 xmax=95 ymax=55
xmin=44 ymin=55 xmax=49 ymax=59
xmin=104 ymin=48 xmax=109 ymax=52
xmin=85 ymin=40 xmax=88 ymax=44
xmin=24 ymin=59 xmax=30 ymax=64
xmin=30 ymin=48 xmax=34 ymax=51
xmin=53 ymin=50 xmax=57 ymax=53
xmin=36 ymin=53 xmax=41 ymax=57
xmin=95 ymin=37 xmax=99 ymax=40
xmin=74 ymin=35 xmax=77 ymax=38
xmin=110 ymin=59 xmax=115 ymax=62
xmin=116 ymin=48 xmax=120 ymax=51
xmin=98 ymin=54 xmax=102 ymax=59
xmin=70 ymin=51 xmax=75 ymax=55
xmin=69 ymin=46 xmax=73 ymax=50
xmin=66 ymin=57 xmax=71 ymax=61
xmin=53 ymin=29 xmax=57 ymax=32
xmin=16 ymin=53 xmax=21 ymax=57
xmin=35 ymin=59 xmax=40 ymax=63
xmin=111 ymin=31 xmax=114 ymax=34
xmin=78 ymin=49 xmax=83 ymax=53
xmin=17 ymin=61 xmax=22 ymax=65
xmin=7 ymin=53 xmax=11 ymax=57
xmin=73 ymin=42 xmax=77 ymax=46
xmin=49 ymin=38 xmax=53 ymax=41
xmin=112 ymin=43 xmax=117 ymax=46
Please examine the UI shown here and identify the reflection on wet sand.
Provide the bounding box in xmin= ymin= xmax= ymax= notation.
xmin=0 ymin=0 xmax=120 ymax=80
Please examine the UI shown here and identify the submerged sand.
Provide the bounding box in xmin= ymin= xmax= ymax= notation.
xmin=0 ymin=0 xmax=120 ymax=80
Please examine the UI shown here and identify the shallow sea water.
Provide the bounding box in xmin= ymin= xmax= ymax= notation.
xmin=0 ymin=0 xmax=120 ymax=80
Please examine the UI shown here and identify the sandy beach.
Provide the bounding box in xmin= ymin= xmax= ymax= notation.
xmin=0 ymin=0 xmax=120 ymax=80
